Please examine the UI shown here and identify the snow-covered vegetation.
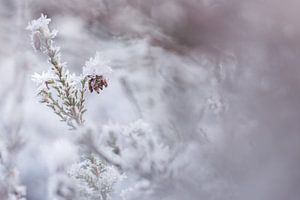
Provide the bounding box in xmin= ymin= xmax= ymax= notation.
xmin=1 ymin=0 xmax=300 ymax=200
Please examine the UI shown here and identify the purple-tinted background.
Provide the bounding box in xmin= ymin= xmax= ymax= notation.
xmin=0 ymin=0 xmax=299 ymax=199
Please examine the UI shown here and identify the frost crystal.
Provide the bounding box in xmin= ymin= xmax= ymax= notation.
xmin=31 ymin=71 xmax=55 ymax=91
xmin=82 ymin=52 xmax=112 ymax=77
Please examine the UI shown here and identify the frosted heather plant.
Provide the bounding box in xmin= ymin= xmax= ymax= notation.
xmin=27 ymin=14 xmax=170 ymax=200
xmin=27 ymin=14 xmax=112 ymax=129
xmin=68 ymin=154 xmax=123 ymax=200
xmin=79 ymin=121 xmax=172 ymax=199
xmin=27 ymin=14 xmax=119 ymax=200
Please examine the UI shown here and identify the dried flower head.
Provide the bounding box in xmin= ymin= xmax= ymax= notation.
xmin=87 ymin=75 xmax=108 ymax=93
xmin=83 ymin=52 xmax=112 ymax=93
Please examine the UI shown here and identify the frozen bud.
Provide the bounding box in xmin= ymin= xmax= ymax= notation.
xmin=27 ymin=14 xmax=58 ymax=52
xmin=26 ymin=13 xmax=51 ymax=34
xmin=32 ymin=31 xmax=41 ymax=51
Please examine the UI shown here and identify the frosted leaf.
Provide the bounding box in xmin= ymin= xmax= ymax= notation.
xmin=31 ymin=71 xmax=55 ymax=91
xmin=82 ymin=52 xmax=113 ymax=77
xmin=32 ymin=31 xmax=41 ymax=51
xmin=68 ymin=73 xmax=82 ymax=88
xmin=31 ymin=71 xmax=55 ymax=85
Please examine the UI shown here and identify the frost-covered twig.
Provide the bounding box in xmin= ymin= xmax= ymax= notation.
xmin=27 ymin=14 xmax=172 ymax=200
xmin=78 ymin=121 xmax=172 ymax=199
xmin=68 ymin=154 xmax=123 ymax=200
xmin=27 ymin=14 xmax=119 ymax=200
xmin=27 ymin=14 xmax=111 ymax=129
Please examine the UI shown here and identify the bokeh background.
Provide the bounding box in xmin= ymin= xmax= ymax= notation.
xmin=1 ymin=0 xmax=300 ymax=199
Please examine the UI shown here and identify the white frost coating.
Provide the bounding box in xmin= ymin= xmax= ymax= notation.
xmin=31 ymin=71 xmax=55 ymax=90
xmin=82 ymin=52 xmax=113 ymax=77
xmin=27 ymin=14 xmax=88 ymax=128
xmin=27 ymin=13 xmax=122 ymax=200
xmin=68 ymin=155 xmax=124 ymax=200
xmin=26 ymin=14 xmax=51 ymax=32
xmin=26 ymin=14 xmax=58 ymax=51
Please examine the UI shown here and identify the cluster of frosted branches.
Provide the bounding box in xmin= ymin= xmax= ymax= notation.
xmin=78 ymin=121 xmax=172 ymax=199
xmin=28 ymin=14 xmax=171 ymax=200
xmin=48 ymin=155 xmax=122 ymax=200
xmin=28 ymin=14 xmax=117 ymax=199
xmin=27 ymin=14 xmax=111 ymax=129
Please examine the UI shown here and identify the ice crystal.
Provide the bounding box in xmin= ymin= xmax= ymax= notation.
xmin=31 ymin=71 xmax=55 ymax=91
xmin=82 ymin=52 xmax=112 ymax=77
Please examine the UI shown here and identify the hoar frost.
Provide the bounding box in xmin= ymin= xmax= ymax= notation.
xmin=28 ymin=13 xmax=172 ymax=200
xmin=27 ymin=14 xmax=112 ymax=129
xmin=82 ymin=52 xmax=112 ymax=77
xmin=68 ymin=155 xmax=124 ymax=200
xmin=26 ymin=14 xmax=57 ymax=52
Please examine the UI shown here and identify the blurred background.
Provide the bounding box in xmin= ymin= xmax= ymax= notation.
xmin=1 ymin=0 xmax=300 ymax=199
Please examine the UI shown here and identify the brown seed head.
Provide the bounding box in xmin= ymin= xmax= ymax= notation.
xmin=87 ymin=75 xmax=108 ymax=93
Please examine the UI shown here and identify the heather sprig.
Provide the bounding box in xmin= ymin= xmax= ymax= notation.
xmin=28 ymin=14 xmax=112 ymax=129
xmin=68 ymin=154 xmax=123 ymax=200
